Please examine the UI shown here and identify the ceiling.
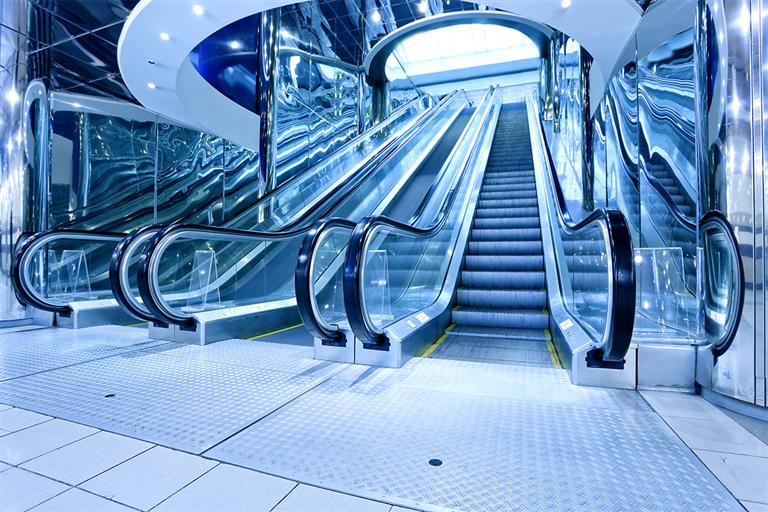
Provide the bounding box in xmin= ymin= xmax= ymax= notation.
xmin=24 ymin=0 xmax=139 ymax=101
xmin=15 ymin=0 xmax=660 ymax=106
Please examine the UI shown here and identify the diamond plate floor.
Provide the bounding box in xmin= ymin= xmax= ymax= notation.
xmin=207 ymin=358 xmax=743 ymax=512
xmin=0 ymin=325 xmax=165 ymax=381
xmin=0 ymin=335 xmax=346 ymax=453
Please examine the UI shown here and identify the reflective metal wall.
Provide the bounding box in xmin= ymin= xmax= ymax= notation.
xmin=0 ymin=0 xmax=29 ymax=322
xmin=696 ymin=0 xmax=767 ymax=407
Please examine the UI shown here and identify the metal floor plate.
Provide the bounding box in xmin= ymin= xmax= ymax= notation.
xmin=0 ymin=325 xmax=164 ymax=381
xmin=208 ymin=358 xmax=742 ymax=512
xmin=0 ymin=338 xmax=346 ymax=453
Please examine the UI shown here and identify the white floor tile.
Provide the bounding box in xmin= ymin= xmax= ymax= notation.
xmin=0 ymin=468 xmax=68 ymax=512
xmin=0 ymin=404 xmax=12 ymax=412
xmin=80 ymin=446 xmax=217 ymax=511
xmin=0 ymin=407 xmax=51 ymax=433
xmin=696 ymin=450 xmax=768 ymax=503
xmin=0 ymin=461 xmax=10 ymax=472
xmin=0 ymin=418 xmax=97 ymax=465
xmin=390 ymin=507 xmax=420 ymax=511
xmin=743 ymin=501 xmax=768 ymax=512
xmin=152 ymin=463 xmax=295 ymax=512
xmin=29 ymin=488 xmax=135 ymax=512
xmin=22 ymin=431 xmax=153 ymax=485
xmin=640 ymin=391 xmax=731 ymax=421
xmin=273 ymin=485 xmax=391 ymax=512
xmin=666 ymin=416 xmax=768 ymax=457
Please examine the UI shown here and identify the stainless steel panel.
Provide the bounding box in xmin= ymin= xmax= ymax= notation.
xmin=0 ymin=1 xmax=28 ymax=322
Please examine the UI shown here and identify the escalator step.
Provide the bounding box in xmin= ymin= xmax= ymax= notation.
xmin=457 ymin=288 xmax=547 ymax=309
xmin=470 ymin=228 xmax=542 ymax=242
xmin=452 ymin=308 xmax=550 ymax=329
xmin=473 ymin=217 xmax=539 ymax=229
xmin=461 ymin=271 xmax=545 ymax=289
xmin=448 ymin=325 xmax=551 ymax=341
xmin=465 ymin=254 xmax=544 ymax=271
xmin=468 ymin=241 xmax=543 ymax=255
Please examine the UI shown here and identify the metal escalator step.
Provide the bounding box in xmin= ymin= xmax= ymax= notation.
xmin=481 ymin=183 xmax=537 ymax=193
xmin=452 ymin=308 xmax=549 ymax=329
xmin=461 ymin=270 xmax=545 ymax=289
xmin=473 ymin=217 xmax=539 ymax=229
xmin=448 ymin=325 xmax=551 ymax=341
xmin=475 ymin=206 xmax=539 ymax=219
xmin=457 ymin=288 xmax=547 ymax=309
xmin=429 ymin=334 xmax=553 ymax=366
xmin=464 ymin=254 xmax=543 ymax=271
xmin=477 ymin=198 xmax=538 ymax=209
xmin=470 ymin=228 xmax=542 ymax=242
xmin=468 ymin=241 xmax=543 ymax=255
xmin=479 ymin=190 xmax=537 ymax=201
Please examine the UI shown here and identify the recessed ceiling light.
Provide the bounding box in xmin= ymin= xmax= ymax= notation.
xmin=371 ymin=10 xmax=382 ymax=22
xmin=229 ymin=40 xmax=242 ymax=50
xmin=561 ymin=0 xmax=572 ymax=8
xmin=4 ymin=88 xmax=20 ymax=106
xmin=147 ymin=82 xmax=157 ymax=89
xmin=159 ymin=32 xmax=170 ymax=41
xmin=417 ymin=1 xmax=428 ymax=13
xmin=192 ymin=4 xmax=204 ymax=15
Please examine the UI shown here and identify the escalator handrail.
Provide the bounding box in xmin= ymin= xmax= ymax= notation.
xmin=107 ymin=95 xmax=429 ymax=322
xmin=295 ymin=218 xmax=358 ymax=342
xmin=701 ymin=210 xmax=745 ymax=359
xmin=343 ymin=87 xmax=498 ymax=346
xmin=137 ymin=91 xmax=466 ymax=328
xmin=108 ymin=224 xmax=167 ymax=324
xmin=640 ymin=166 xmax=697 ymax=231
xmin=533 ymin=98 xmax=636 ymax=363
xmin=12 ymin=229 xmax=125 ymax=314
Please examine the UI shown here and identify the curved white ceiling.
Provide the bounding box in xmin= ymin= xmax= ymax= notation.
xmin=118 ymin=0 xmax=643 ymax=140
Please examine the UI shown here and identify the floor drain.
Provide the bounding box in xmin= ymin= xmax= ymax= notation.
xmin=428 ymin=459 xmax=443 ymax=467
xmin=104 ymin=393 xmax=116 ymax=398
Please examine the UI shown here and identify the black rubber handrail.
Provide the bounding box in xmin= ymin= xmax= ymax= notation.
xmin=137 ymin=92 xmax=463 ymax=328
xmin=700 ymin=210 xmax=744 ymax=359
xmin=342 ymin=88 xmax=498 ymax=347
xmin=536 ymin=102 xmax=636 ymax=363
xmin=12 ymin=228 xmax=125 ymax=315
xmin=295 ymin=218 xmax=357 ymax=343
xmin=108 ymin=224 xmax=167 ymax=324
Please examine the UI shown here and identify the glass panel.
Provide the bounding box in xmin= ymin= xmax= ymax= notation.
xmin=151 ymin=95 xmax=462 ymax=315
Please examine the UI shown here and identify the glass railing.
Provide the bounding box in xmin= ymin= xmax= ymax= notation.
xmin=341 ymin=88 xmax=500 ymax=346
xmin=136 ymin=92 xmax=470 ymax=329
xmin=109 ymin=96 xmax=433 ymax=323
xmin=296 ymin=88 xmax=493 ymax=343
xmin=528 ymin=95 xmax=636 ymax=364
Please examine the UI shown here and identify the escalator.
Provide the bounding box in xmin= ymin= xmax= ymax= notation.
xmin=132 ymin=91 xmax=477 ymax=343
xmin=431 ymin=104 xmax=552 ymax=365
xmin=11 ymin=95 xmax=433 ymax=328
xmin=309 ymin=93 xmax=636 ymax=373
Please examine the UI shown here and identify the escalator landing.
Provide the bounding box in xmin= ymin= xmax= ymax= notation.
xmin=0 ymin=326 xmax=745 ymax=511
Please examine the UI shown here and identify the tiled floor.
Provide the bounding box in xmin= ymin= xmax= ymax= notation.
xmin=0 ymin=326 xmax=765 ymax=511
xmin=641 ymin=390 xmax=768 ymax=511
xmin=0 ymin=405 xmax=410 ymax=512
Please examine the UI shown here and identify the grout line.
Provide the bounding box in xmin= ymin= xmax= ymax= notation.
xmin=691 ymin=447 xmax=768 ymax=461
xmin=268 ymin=482 xmax=301 ymax=511
xmin=145 ymin=461 xmax=220 ymax=511
xmin=638 ymin=392 xmax=748 ymax=509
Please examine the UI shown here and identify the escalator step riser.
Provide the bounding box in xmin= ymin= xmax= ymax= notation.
xmin=480 ymin=191 xmax=537 ymax=201
xmin=478 ymin=199 xmax=538 ymax=209
xmin=452 ymin=310 xmax=549 ymax=329
xmin=482 ymin=184 xmax=537 ymax=193
xmin=475 ymin=207 xmax=539 ymax=219
xmin=457 ymin=289 xmax=547 ymax=309
xmin=449 ymin=326 xmax=551 ymax=342
xmin=468 ymin=241 xmax=543 ymax=255
xmin=470 ymin=229 xmax=542 ymax=242
xmin=461 ymin=271 xmax=545 ymax=289
xmin=473 ymin=217 xmax=539 ymax=229
xmin=465 ymin=255 xmax=544 ymax=271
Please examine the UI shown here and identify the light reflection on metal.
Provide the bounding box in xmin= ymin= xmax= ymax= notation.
xmin=258 ymin=10 xmax=281 ymax=193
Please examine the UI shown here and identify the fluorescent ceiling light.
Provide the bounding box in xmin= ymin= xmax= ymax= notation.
xmin=192 ymin=4 xmax=204 ymax=16
xmin=561 ymin=0 xmax=572 ymax=8
xmin=159 ymin=32 xmax=170 ymax=41
xmin=371 ymin=10 xmax=382 ymax=23
xmin=147 ymin=82 xmax=157 ymax=89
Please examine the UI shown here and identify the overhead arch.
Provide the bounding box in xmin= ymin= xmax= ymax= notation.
xmin=364 ymin=11 xmax=554 ymax=86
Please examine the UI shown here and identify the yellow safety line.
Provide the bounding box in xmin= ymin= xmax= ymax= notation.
xmin=247 ymin=323 xmax=303 ymax=340
xmin=546 ymin=336 xmax=562 ymax=369
xmin=420 ymin=332 xmax=450 ymax=358
xmin=126 ymin=322 xmax=145 ymax=327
